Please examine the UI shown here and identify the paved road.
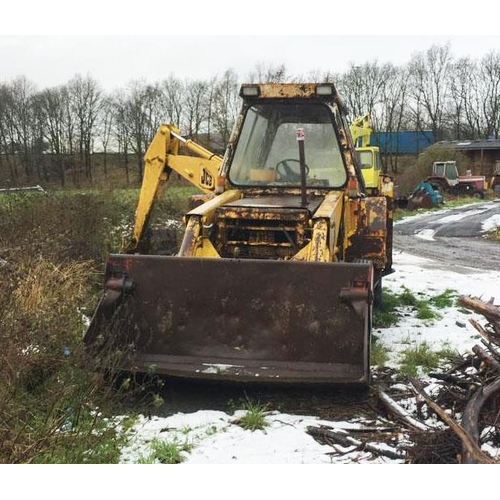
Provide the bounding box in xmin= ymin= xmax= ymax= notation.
xmin=393 ymin=200 xmax=500 ymax=272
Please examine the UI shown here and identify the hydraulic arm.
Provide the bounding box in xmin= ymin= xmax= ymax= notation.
xmin=125 ymin=125 xmax=223 ymax=252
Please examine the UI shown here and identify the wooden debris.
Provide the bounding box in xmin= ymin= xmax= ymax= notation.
xmin=459 ymin=296 xmax=500 ymax=338
xmin=365 ymin=295 xmax=500 ymax=463
xmin=377 ymin=389 xmax=430 ymax=432
xmin=469 ymin=318 xmax=492 ymax=342
xmin=472 ymin=345 xmax=500 ymax=373
xmin=428 ymin=372 xmax=480 ymax=389
xmin=404 ymin=428 xmax=461 ymax=464
xmin=461 ymin=376 xmax=500 ymax=464
xmin=481 ymin=339 xmax=500 ymax=363
xmin=410 ymin=378 xmax=495 ymax=464
xmin=306 ymin=425 xmax=405 ymax=461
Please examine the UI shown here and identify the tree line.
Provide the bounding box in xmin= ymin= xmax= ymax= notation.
xmin=1 ymin=43 xmax=500 ymax=186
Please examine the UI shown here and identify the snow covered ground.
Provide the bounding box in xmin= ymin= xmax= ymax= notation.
xmin=117 ymin=248 xmax=500 ymax=467
xmin=120 ymin=410 xmax=399 ymax=465
xmin=381 ymin=250 xmax=500 ymax=364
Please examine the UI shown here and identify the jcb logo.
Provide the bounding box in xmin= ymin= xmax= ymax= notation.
xmin=200 ymin=167 xmax=215 ymax=189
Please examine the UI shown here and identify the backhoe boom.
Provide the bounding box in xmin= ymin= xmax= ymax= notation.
xmin=126 ymin=125 xmax=222 ymax=252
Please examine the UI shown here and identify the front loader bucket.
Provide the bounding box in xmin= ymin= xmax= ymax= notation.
xmin=85 ymin=256 xmax=373 ymax=385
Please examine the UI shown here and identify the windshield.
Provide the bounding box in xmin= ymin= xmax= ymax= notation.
xmin=228 ymin=103 xmax=347 ymax=188
xmin=357 ymin=150 xmax=373 ymax=170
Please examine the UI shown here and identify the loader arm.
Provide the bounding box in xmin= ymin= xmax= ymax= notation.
xmin=125 ymin=124 xmax=223 ymax=253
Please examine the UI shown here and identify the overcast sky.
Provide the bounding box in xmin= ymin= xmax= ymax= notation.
xmin=2 ymin=34 xmax=500 ymax=91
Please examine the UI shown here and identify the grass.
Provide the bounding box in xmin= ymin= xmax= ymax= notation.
xmin=399 ymin=341 xmax=461 ymax=378
xmin=0 ymin=185 xmax=470 ymax=461
xmin=430 ymin=289 xmax=458 ymax=309
xmin=400 ymin=342 xmax=441 ymax=377
xmin=484 ymin=227 xmax=500 ymax=241
xmin=233 ymin=399 xmax=270 ymax=432
xmin=371 ymin=335 xmax=389 ymax=367
xmin=0 ymin=254 xmax=138 ymax=463
xmin=416 ymin=302 xmax=439 ymax=321
xmin=0 ymin=187 xmax=189 ymax=463
xmin=373 ymin=287 xmax=451 ymax=329
xmin=32 ymin=410 xmax=137 ymax=464
xmin=436 ymin=341 xmax=461 ymax=363
xmin=138 ymin=438 xmax=193 ymax=464
xmin=373 ymin=285 xmax=462 ymax=377
xmin=373 ymin=289 xmax=401 ymax=328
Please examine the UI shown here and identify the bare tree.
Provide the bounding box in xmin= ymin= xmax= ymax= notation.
xmin=4 ymin=41 xmax=500 ymax=189
xmin=379 ymin=64 xmax=410 ymax=173
xmin=162 ymin=75 xmax=184 ymax=126
xmin=121 ymin=81 xmax=164 ymax=178
xmin=339 ymin=61 xmax=387 ymax=127
xmin=212 ymin=69 xmax=240 ymax=148
xmin=448 ymin=57 xmax=476 ymax=139
xmin=248 ymin=63 xmax=288 ymax=83
xmin=183 ymin=79 xmax=208 ymax=140
xmin=479 ymin=51 xmax=500 ymax=139
xmin=112 ymin=91 xmax=131 ymax=184
xmin=0 ymin=83 xmax=17 ymax=182
xmin=205 ymin=76 xmax=218 ymax=145
xmin=409 ymin=44 xmax=453 ymax=140
xmin=68 ymin=74 xmax=102 ymax=182
xmin=38 ymin=86 xmax=68 ymax=185
xmin=99 ymin=96 xmax=114 ymax=179
xmin=7 ymin=77 xmax=39 ymax=181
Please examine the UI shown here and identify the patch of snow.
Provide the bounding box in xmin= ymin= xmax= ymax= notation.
xmin=380 ymin=251 xmax=500 ymax=366
xmin=482 ymin=214 xmax=500 ymax=233
xmin=200 ymin=363 xmax=243 ymax=374
xmin=394 ymin=201 xmax=495 ymax=227
xmin=120 ymin=411 xmax=400 ymax=465
xmin=394 ymin=207 xmax=455 ymax=226
xmin=429 ymin=207 xmax=491 ymax=224
xmin=414 ymin=228 xmax=436 ymax=241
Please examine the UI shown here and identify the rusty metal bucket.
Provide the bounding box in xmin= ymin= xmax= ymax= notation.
xmin=84 ymin=256 xmax=373 ymax=385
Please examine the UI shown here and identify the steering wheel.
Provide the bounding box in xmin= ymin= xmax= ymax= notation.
xmin=275 ymin=159 xmax=309 ymax=182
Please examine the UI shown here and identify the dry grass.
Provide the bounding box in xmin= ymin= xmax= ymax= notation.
xmin=0 ymin=191 xmax=136 ymax=463
xmin=0 ymin=187 xmax=191 ymax=463
xmin=484 ymin=227 xmax=500 ymax=241
xmin=0 ymin=254 xmax=119 ymax=463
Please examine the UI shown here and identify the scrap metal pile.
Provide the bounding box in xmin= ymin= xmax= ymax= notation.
xmin=307 ymin=295 xmax=500 ymax=464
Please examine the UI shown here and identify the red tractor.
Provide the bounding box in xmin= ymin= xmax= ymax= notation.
xmin=426 ymin=161 xmax=486 ymax=198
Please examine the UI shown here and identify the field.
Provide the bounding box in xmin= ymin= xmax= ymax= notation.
xmin=0 ymin=186 xmax=194 ymax=463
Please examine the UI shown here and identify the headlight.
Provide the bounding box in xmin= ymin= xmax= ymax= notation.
xmin=240 ymin=85 xmax=260 ymax=97
xmin=316 ymin=84 xmax=334 ymax=96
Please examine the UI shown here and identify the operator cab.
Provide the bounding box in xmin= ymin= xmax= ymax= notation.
xmin=227 ymin=100 xmax=348 ymax=189
xmin=433 ymin=161 xmax=459 ymax=181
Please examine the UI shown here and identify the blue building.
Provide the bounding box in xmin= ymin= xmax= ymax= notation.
xmin=371 ymin=131 xmax=434 ymax=155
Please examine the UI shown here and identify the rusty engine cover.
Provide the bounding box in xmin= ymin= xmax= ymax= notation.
xmin=85 ymin=256 xmax=373 ymax=385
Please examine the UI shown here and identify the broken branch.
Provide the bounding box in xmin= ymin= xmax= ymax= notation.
xmin=306 ymin=425 xmax=404 ymax=461
xmin=462 ymin=375 xmax=500 ymax=464
xmin=377 ymin=389 xmax=431 ymax=432
xmin=409 ymin=378 xmax=495 ymax=464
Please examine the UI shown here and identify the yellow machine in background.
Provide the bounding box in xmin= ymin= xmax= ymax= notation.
xmin=86 ymin=83 xmax=395 ymax=386
xmin=350 ymin=114 xmax=383 ymax=192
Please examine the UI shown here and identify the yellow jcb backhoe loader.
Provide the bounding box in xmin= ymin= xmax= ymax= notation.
xmin=85 ymin=83 xmax=395 ymax=386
